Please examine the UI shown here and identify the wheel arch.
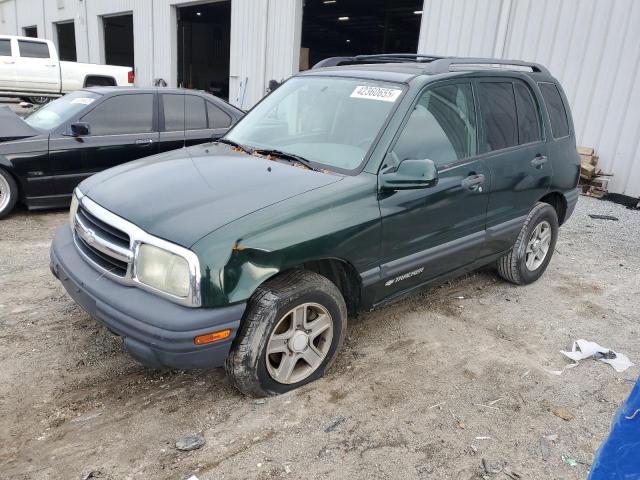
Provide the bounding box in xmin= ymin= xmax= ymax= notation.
xmin=539 ymin=191 xmax=567 ymax=225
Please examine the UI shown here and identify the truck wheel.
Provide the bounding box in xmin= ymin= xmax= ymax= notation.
xmin=27 ymin=96 xmax=50 ymax=105
xmin=497 ymin=202 xmax=558 ymax=285
xmin=0 ymin=169 xmax=18 ymax=219
xmin=225 ymin=270 xmax=347 ymax=397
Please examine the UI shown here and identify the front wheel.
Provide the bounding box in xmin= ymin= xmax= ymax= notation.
xmin=496 ymin=202 xmax=559 ymax=285
xmin=225 ymin=270 xmax=347 ymax=397
xmin=0 ymin=168 xmax=18 ymax=219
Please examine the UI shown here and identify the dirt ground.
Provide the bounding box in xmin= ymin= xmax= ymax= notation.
xmin=1 ymin=196 xmax=638 ymax=480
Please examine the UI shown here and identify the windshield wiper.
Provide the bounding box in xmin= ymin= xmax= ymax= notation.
xmin=253 ymin=149 xmax=318 ymax=171
xmin=216 ymin=138 xmax=253 ymax=155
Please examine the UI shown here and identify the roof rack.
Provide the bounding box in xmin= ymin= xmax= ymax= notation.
xmin=312 ymin=53 xmax=550 ymax=76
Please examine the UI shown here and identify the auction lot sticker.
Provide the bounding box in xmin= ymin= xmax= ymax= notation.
xmin=350 ymin=85 xmax=402 ymax=102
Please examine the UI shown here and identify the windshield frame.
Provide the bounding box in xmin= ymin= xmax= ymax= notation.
xmin=223 ymin=74 xmax=409 ymax=176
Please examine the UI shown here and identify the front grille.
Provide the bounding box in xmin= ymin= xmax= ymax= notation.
xmin=73 ymin=204 xmax=133 ymax=280
xmin=78 ymin=206 xmax=130 ymax=247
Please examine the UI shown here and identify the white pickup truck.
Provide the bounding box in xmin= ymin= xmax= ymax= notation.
xmin=0 ymin=35 xmax=133 ymax=104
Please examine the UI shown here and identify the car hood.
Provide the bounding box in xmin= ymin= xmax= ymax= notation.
xmin=80 ymin=144 xmax=343 ymax=247
xmin=0 ymin=106 xmax=40 ymax=142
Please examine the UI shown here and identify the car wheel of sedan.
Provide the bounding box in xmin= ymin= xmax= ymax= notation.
xmin=225 ymin=270 xmax=347 ymax=397
xmin=497 ymin=202 xmax=559 ymax=285
xmin=0 ymin=169 xmax=18 ymax=219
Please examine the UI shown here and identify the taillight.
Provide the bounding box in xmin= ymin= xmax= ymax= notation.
xmin=128 ymin=70 xmax=135 ymax=84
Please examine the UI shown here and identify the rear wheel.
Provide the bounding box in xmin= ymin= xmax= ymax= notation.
xmin=225 ymin=270 xmax=347 ymax=397
xmin=0 ymin=169 xmax=18 ymax=219
xmin=496 ymin=202 xmax=558 ymax=285
xmin=27 ymin=96 xmax=50 ymax=105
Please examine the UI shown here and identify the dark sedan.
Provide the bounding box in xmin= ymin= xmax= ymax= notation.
xmin=0 ymin=87 xmax=243 ymax=218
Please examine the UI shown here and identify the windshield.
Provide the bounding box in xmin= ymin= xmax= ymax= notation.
xmin=24 ymin=91 xmax=101 ymax=131
xmin=226 ymin=76 xmax=404 ymax=172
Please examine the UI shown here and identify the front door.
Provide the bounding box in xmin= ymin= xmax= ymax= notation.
xmin=49 ymin=92 xmax=159 ymax=196
xmin=14 ymin=39 xmax=60 ymax=93
xmin=475 ymin=78 xmax=550 ymax=255
xmin=377 ymin=81 xmax=490 ymax=300
xmin=0 ymin=38 xmax=17 ymax=90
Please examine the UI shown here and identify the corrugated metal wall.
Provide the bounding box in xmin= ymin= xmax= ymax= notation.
xmin=418 ymin=0 xmax=640 ymax=198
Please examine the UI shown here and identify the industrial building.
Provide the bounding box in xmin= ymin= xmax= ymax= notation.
xmin=0 ymin=0 xmax=638 ymax=198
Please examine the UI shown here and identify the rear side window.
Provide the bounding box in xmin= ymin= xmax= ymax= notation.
xmin=0 ymin=39 xmax=11 ymax=56
xmin=478 ymin=82 xmax=518 ymax=152
xmin=185 ymin=96 xmax=207 ymax=130
xmin=18 ymin=40 xmax=50 ymax=58
xmin=82 ymin=94 xmax=154 ymax=135
xmin=514 ymin=82 xmax=542 ymax=144
xmin=162 ymin=94 xmax=184 ymax=131
xmin=539 ymin=82 xmax=570 ymax=138
xmin=207 ymin=102 xmax=232 ymax=129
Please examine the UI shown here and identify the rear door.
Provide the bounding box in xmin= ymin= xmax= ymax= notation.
xmin=49 ymin=92 xmax=159 ymax=196
xmin=377 ymin=80 xmax=490 ymax=299
xmin=184 ymin=95 xmax=212 ymax=147
xmin=475 ymin=77 xmax=550 ymax=255
xmin=15 ymin=39 xmax=60 ymax=93
xmin=158 ymin=93 xmax=185 ymax=153
xmin=0 ymin=38 xmax=17 ymax=89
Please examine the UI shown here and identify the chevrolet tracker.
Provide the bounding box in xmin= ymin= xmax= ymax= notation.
xmin=50 ymin=54 xmax=580 ymax=397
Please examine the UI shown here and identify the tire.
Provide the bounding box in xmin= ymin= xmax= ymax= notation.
xmin=496 ymin=202 xmax=559 ymax=285
xmin=225 ymin=270 xmax=347 ymax=397
xmin=27 ymin=96 xmax=50 ymax=105
xmin=0 ymin=168 xmax=18 ymax=219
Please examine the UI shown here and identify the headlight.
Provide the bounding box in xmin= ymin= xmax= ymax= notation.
xmin=135 ymin=244 xmax=191 ymax=298
xmin=69 ymin=192 xmax=79 ymax=227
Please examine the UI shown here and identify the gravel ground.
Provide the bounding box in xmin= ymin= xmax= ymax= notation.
xmin=0 ymin=196 xmax=639 ymax=480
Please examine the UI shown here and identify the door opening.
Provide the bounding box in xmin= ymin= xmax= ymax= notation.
xmin=56 ymin=21 xmax=77 ymax=61
xmin=103 ymin=14 xmax=134 ymax=67
xmin=301 ymin=0 xmax=424 ymax=70
xmin=177 ymin=1 xmax=231 ymax=99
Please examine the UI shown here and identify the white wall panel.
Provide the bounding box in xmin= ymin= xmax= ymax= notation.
xmin=418 ymin=0 xmax=640 ymax=198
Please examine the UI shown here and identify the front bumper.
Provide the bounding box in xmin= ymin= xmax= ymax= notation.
xmin=50 ymin=226 xmax=246 ymax=369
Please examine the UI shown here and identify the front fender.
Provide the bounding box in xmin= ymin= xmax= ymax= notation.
xmin=191 ymin=173 xmax=382 ymax=307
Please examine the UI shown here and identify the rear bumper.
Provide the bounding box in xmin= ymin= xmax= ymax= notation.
xmin=50 ymin=225 xmax=245 ymax=369
xmin=564 ymin=188 xmax=579 ymax=223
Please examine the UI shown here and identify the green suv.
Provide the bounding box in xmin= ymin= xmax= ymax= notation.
xmin=50 ymin=55 xmax=580 ymax=397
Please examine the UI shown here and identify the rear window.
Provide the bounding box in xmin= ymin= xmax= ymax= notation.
xmin=538 ymin=82 xmax=570 ymax=138
xmin=18 ymin=40 xmax=50 ymax=58
xmin=478 ymin=82 xmax=518 ymax=152
xmin=185 ymin=96 xmax=207 ymax=130
xmin=207 ymin=101 xmax=232 ymax=128
xmin=514 ymin=82 xmax=542 ymax=144
xmin=0 ymin=39 xmax=11 ymax=56
xmin=162 ymin=94 xmax=185 ymax=131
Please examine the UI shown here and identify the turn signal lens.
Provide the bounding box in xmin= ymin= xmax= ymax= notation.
xmin=194 ymin=329 xmax=231 ymax=345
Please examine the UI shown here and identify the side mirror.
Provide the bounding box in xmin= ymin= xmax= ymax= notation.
xmin=64 ymin=122 xmax=90 ymax=137
xmin=380 ymin=158 xmax=439 ymax=191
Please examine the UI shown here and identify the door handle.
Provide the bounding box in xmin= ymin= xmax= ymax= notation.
xmin=461 ymin=173 xmax=485 ymax=192
xmin=135 ymin=138 xmax=153 ymax=146
xmin=3 ymin=60 xmax=15 ymax=64
xmin=45 ymin=64 xmax=57 ymax=67
xmin=531 ymin=155 xmax=548 ymax=169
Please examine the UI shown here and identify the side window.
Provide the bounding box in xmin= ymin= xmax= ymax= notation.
xmin=207 ymin=101 xmax=232 ymax=128
xmin=162 ymin=94 xmax=185 ymax=131
xmin=538 ymin=82 xmax=570 ymax=139
xmin=514 ymin=82 xmax=542 ymax=144
xmin=390 ymin=83 xmax=476 ymax=167
xmin=185 ymin=96 xmax=207 ymax=130
xmin=478 ymin=82 xmax=518 ymax=152
xmin=18 ymin=40 xmax=50 ymax=58
xmin=0 ymin=39 xmax=11 ymax=57
xmin=81 ymin=94 xmax=154 ymax=136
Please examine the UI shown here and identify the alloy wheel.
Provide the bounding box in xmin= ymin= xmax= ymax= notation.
xmin=525 ymin=220 xmax=552 ymax=271
xmin=265 ymin=302 xmax=333 ymax=384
